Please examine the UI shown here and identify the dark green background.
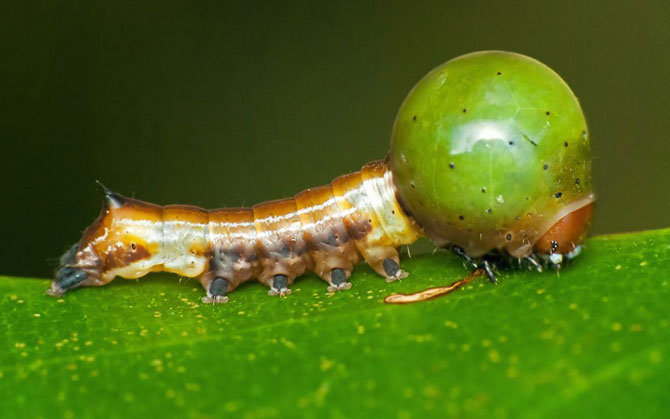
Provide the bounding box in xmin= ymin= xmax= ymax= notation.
xmin=2 ymin=1 xmax=669 ymax=278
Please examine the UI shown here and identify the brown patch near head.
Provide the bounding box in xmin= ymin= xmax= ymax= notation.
xmin=104 ymin=243 xmax=151 ymax=271
xmin=534 ymin=203 xmax=594 ymax=255
xmin=343 ymin=217 xmax=372 ymax=240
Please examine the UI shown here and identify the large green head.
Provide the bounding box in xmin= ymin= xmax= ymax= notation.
xmin=389 ymin=51 xmax=594 ymax=259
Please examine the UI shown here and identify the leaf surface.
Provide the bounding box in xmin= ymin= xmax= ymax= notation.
xmin=1 ymin=229 xmax=668 ymax=418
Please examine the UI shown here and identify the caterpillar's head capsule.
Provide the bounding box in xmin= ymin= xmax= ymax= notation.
xmin=389 ymin=51 xmax=594 ymax=260
xmin=49 ymin=187 xmax=150 ymax=296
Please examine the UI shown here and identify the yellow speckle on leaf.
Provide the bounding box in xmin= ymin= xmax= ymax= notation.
xmin=629 ymin=324 xmax=643 ymax=332
xmin=14 ymin=342 xmax=25 ymax=349
xmin=540 ymin=329 xmax=554 ymax=340
xmin=488 ymin=349 xmax=500 ymax=363
xmin=536 ymin=289 xmax=545 ymax=294
xmin=444 ymin=320 xmax=459 ymax=329
xmin=320 ymin=358 xmax=335 ymax=371
xmin=640 ymin=261 xmax=648 ymax=267
xmin=185 ymin=382 xmax=201 ymax=392
xmin=612 ymin=322 xmax=622 ymax=331
xmin=357 ymin=325 xmax=365 ymax=335
xmin=280 ymin=338 xmax=296 ymax=350
xmin=481 ymin=339 xmax=491 ymax=347
xmin=33 ymin=313 xmax=41 ymax=318
xmin=151 ymin=359 xmax=164 ymax=372
xmin=154 ymin=311 xmax=162 ymax=318
xmin=615 ymin=265 xmax=622 ymax=270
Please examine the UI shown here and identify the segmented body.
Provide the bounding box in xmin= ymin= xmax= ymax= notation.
xmin=52 ymin=161 xmax=421 ymax=301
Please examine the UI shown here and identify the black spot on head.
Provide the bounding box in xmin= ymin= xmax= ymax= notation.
xmin=575 ymin=178 xmax=580 ymax=185
xmin=543 ymin=164 xmax=549 ymax=170
xmin=508 ymin=141 xmax=514 ymax=146
xmin=131 ymin=243 xmax=136 ymax=251
xmin=413 ymin=115 xmax=417 ymax=122
xmin=555 ymin=192 xmax=563 ymax=198
xmin=506 ymin=233 xmax=512 ymax=241
xmin=545 ymin=111 xmax=550 ymax=116
xmin=486 ymin=208 xmax=493 ymax=214
xmin=481 ymin=187 xmax=486 ymax=193
xmin=564 ymin=141 xmax=569 ymax=147
xmin=462 ymin=108 xmax=467 ymax=113
xmin=551 ymin=240 xmax=559 ymax=252
xmin=449 ymin=162 xmax=455 ymax=169
xmin=497 ymin=71 xmax=502 ymax=75
xmin=459 ymin=215 xmax=464 ymax=221
xmin=526 ymin=197 xmax=530 ymax=201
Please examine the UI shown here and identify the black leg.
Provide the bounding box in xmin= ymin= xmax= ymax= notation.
xmin=328 ymin=268 xmax=352 ymax=292
xmin=209 ymin=277 xmax=228 ymax=297
xmin=451 ymin=245 xmax=478 ymax=269
xmin=272 ymin=274 xmax=288 ymax=290
xmin=203 ymin=277 xmax=230 ymax=304
xmin=524 ymin=253 xmax=544 ymax=272
xmin=482 ymin=260 xmax=498 ymax=284
xmin=331 ymin=268 xmax=346 ymax=286
xmin=268 ymin=274 xmax=292 ymax=296
xmin=383 ymin=258 xmax=400 ymax=277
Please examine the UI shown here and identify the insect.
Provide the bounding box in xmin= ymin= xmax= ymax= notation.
xmin=50 ymin=51 xmax=594 ymax=303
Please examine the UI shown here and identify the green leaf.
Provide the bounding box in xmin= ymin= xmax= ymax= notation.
xmin=1 ymin=229 xmax=668 ymax=418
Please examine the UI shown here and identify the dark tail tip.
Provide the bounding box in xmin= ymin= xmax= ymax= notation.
xmin=95 ymin=180 xmax=125 ymax=209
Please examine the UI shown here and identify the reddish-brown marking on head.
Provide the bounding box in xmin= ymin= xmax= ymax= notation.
xmin=534 ymin=203 xmax=594 ymax=255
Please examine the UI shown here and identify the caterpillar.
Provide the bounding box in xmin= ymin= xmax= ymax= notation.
xmin=51 ymin=161 xmax=422 ymax=303
xmin=50 ymin=51 xmax=595 ymax=303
